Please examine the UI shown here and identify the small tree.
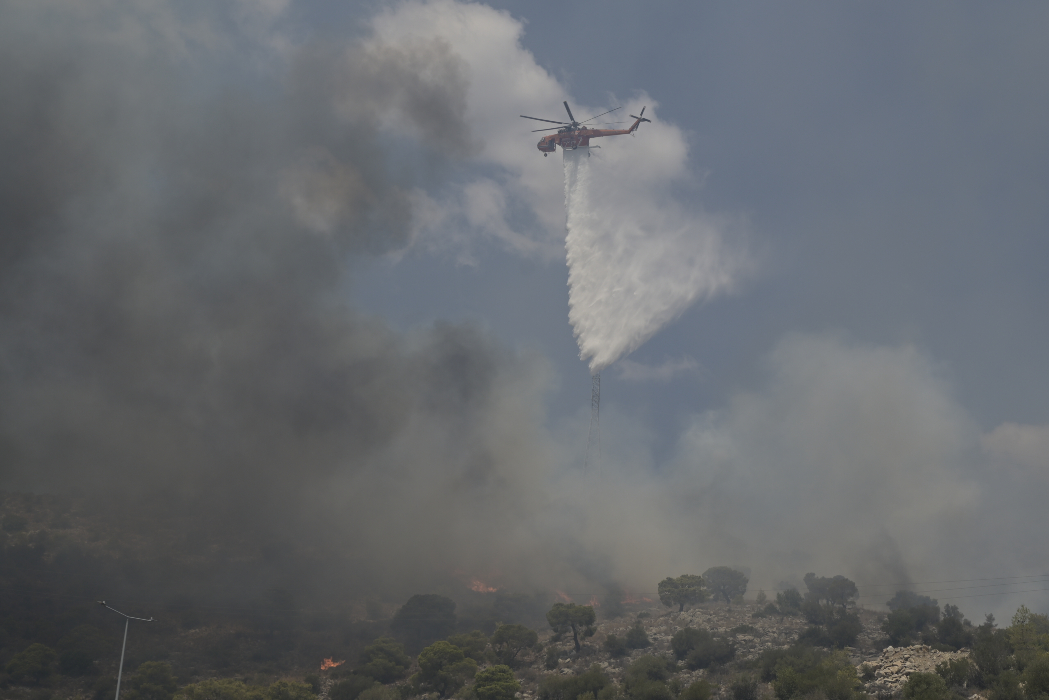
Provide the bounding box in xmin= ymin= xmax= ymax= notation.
xmin=473 ymin=665 xmax=520 ymax=700
xmin=121 ymin=661 xmax=178 ymax=700
xmin=5 ymin=643 xmax=57 ymax=685
xmin=903 ymin=673 xmax=951 ymax=700
xmin=625 ymin=623 xmax=651 ymax=649
xmin=356 ymin=637 xmax=411 ymax=683
xmin=416 ymin=641 xmax=478 ymax=697
xmin=491 ymin=624 xmax=538 ymax=667
xmin=658 ymin=575 xmax=707 ymax=612
xmin=703 ymin=567 xmax=748 ymax=605
xmin=547 ymin=603 xmax=596 ymax=652
xmin=776 ymin=589 xmax=803 ymax=615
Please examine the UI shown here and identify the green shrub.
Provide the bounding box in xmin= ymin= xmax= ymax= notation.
xmin=603 ymin=635 xmax=628 ymax=658
xmin=670 ymin=628 xmax=735 ymax=670
xmin=473 ymin=666 xmax=519 ymax=700
xmin=936 ymin=658 xmax=974 ymax=688
xmin=416 ymin=641 xmax=477 ymax=697
xmin=176 ymin=678 xmax=265 ymax=700
xmin=544 ymin=647 xmax=559 ymax=670
xmin=730 ymin=676 xmax=758 ymax=700
xmin=903 ymin=673 xmax=951 ymax=700
xmin=330 ymin=675 xmax=378 ymax=700
xmin=1023 ymin=655 xmax=1049 ymax=698
xmin=6 ymin=643 xmax=57 ymax=685
xmin=356 ymin=638 xmax=411 ymax=683
xmin=679 ymin=681 xmax=712 ymax=700
xmin=265 ymin=681 xmax=315 ymax=700
xmin=538 ymin=665 xmax=611 ymax=700
xmin=121 ymin=661 xmax=178 ymax=700
xmin=626 ymin=624 xmax=651 ymax=650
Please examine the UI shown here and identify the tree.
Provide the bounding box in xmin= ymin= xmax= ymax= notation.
xmin=416 ymin=641 xmax=478 ymax=697
xmin=473 ymin=665 xmax=520 ymax=700
xmin=447 ymin=631 xmax=488 ymax=664
xmin=330 ymin=676 xmax=378 ymax=700
xmin=547 ymin=603 xmax=596 ymax=652
xmin=658 ymin=575 xmax=708 ymax=613
xmin=121 ymin=662 xmax=179 ymax=700
xmin=176 ymin=678 xmax=265 ymax=700
xmin=603 ymin=635 xmax=628 ymax=658
xmin=491 ymin=624 xmax=538 ymax=667
xmin=5 ymin=643 xmax=57 ymax=685
xmin=625 ymin=623 xmax=651 ymax=649
xmin=703 ymin=567 xmax=748 ymax=605
xmin=903 ymin=673 xmax=951 ymax=700
xmin=265 ymin=682 xmax=316 ymax=700
xmin=777 ymin=589 xmax=803 ymax=615
xmin=356 ymin=637 xmax=411 ymax=683
xmin=391 ymin=594 xmax=457 ymax=653
xmin=670 ymin=628 xmax=735 ymax=669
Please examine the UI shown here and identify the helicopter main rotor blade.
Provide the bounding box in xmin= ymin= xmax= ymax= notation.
xmin=563 ymin=101 xmax=576 ymax=123
xmin=581 ymin=106 xmax=622 ymax=124
xmin=520 ymin=115 xmax=567 ymax=124
xmin=531 ymin=127 xmax=561 ymax=132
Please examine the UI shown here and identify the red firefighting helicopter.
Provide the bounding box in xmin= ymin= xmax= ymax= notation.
xmin=521 ymin=101 xmax=651 ymax=156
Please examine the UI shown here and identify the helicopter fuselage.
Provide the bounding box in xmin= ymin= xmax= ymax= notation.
xmin=536 ymin=116 xmax=647 ymax=155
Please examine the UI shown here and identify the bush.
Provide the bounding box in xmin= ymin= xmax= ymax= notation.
xmin=544 ymin=647 xmax=559 ymax=670
xmin=490 ymin=624 xmax=537 ymax=667
xmin=730 ymin=676 xmax=758 ymax=700
xmin=416 ymin=641 xmax=478 ymax=697
xmin=356 ymin=638 xmax=411 ymax=683
xmin=176 ymin=678 xmax=264 ymax=700
xmin=603 ymin=635 xmax=628 ymax=658
xmin=903 ymin=673 xmax=951 ymax=700
xmin=768 ymin=649 xmax=863 ymax=700
xmin=265 ymin=681 xmax=315 ymax=700
xmin=624 ymin=656 xmax=675 ymax=700
xmin=670 ymin=628 xmax=735 ymax=669
xmin=776 ymin=589 xmax=803 ymax=615
xmin=355 ymin=688 xmax=398 ymax=700
xmin=1023 ymin=657 xmax=1049 ymax=699
xmin=5 ymin=643 xmax=57 ymax=685
xmin=474 ymin=665 xmax=520 ymax=700
xmin=827 ymin=612 xmax=862 ymax=648
xmin=936 ymin=658 xmax=974 ymax=688
xmin=448 ymin=631 xmax=489 ymax=664
xmin=330 ymin=676 xmax=378 ymax=700
xmin=626 ymin=624 xmax=651 ymax=649
xmin=679 ymin=681 xmax=712 ymax=700
xmin=121 ymin=661 xmax=178 ymax=700
xmin=538 ymin=665 xmax=611 ymax=700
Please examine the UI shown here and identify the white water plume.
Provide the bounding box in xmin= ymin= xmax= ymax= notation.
xmin=563 ymin=147 xmax=743 ymax=373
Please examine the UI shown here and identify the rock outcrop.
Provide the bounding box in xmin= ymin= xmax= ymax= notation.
xmin=859 ymin=644 xmax=970 ymax=696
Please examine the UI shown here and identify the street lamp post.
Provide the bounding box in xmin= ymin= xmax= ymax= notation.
xmin=99 ymin=601 xmax=153 ymax=700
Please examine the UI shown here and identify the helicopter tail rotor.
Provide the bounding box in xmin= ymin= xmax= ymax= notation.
xmin=629 ymin=106 xmax=651 ymax=124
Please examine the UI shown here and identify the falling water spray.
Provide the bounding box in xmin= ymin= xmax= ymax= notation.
xmin=583 ymin=372 xmax=600 ymax=476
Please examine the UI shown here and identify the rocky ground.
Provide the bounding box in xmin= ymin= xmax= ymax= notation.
xmin=860 ymin=645 xmax=971 ymax=697
xmin=516 ymin=601 xmax=964 ymax=700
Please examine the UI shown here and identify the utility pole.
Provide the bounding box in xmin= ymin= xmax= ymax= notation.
xmin=99 ymin=601 xmax=153 ymax=700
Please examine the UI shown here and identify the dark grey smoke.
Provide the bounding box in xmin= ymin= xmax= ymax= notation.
xmin=0 ymin=1 xmax=561 ymax=602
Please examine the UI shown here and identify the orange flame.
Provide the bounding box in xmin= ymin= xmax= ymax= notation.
xmin=469 ymin=579 xmax=497 ymax=593
xmin=588 ymin=595 xmax=601 ymax=607
xmin=555 ymin=590 xmax=573 ymax=603
xmin=321 ymin=658 xmax=345 ymax=671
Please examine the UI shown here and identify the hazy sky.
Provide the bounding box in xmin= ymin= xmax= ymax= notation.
xmin=2 ymin=0 xmax=1047 ymax=618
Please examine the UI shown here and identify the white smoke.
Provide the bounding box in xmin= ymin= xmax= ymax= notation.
xmin=564 ymin=146 xmax=745 ymax=373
